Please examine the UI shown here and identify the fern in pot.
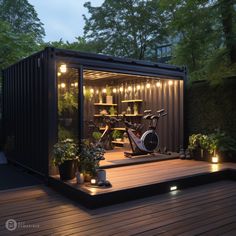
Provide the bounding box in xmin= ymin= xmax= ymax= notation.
xmin=52 ymin=139 xmax=78 ymax=181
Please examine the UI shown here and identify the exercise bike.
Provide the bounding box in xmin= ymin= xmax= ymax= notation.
xmin=123 ymin=109 xmax=167 ymax=157
xmin=89 ymin=116 xmax=120 ymax=150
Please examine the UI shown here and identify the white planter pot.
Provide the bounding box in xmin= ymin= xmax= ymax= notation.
xmin=97 ymin=169 xmax=106 ymax=182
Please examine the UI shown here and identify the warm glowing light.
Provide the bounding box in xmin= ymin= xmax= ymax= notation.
xmin=119 ymin=87 xmax=123 ymax=92
xmin=90 ymin=88 xmax=94 ymax=94
xmin=74 ymin=82 xmax=78 ymax=87
xmin=61 ymin=83 xmax=66 ymax=88
xmin=128 ymin=86 xmax=132 ymax=91
xmin=91 ymin=178 xmax=97 ymax=185
xmin=146 ymin=83 xmax=151 ymax=89
xmin=156 ymin=81 xmax=161 ymax=87
xmin=71 ymin=83 xmax=74 ymax=87
xmin=212 ymin=156 xmax=219 ymax=164
xmin=137 ymin=85 xmax=141 ymax=90
xmin=170 ymin=186 xmax=177 ymax=191
xmin=58 ymin=84 xmax=61 ymax=89
xmin=168 ymin=80 xmax=173 ymax=86
xmin=57 ymin=72 xmax=61 ymax=77
xmin=102 ymin=88 xmax=106 ymax=93
xmin=113 ymin=88 xmax=117 ymax=93
xmin=96 ymin=90 xmax=99 ymax=94
xmin=59 ymin=64 xmax=67 ymax=73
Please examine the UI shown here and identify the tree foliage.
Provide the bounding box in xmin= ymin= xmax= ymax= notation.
xmin=0 ymin=0 xmax=45 ymax=71
xmin=83 ymin=0 xmax=167 ymax=60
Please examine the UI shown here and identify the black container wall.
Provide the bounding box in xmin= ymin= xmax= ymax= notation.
xmin=2 ymin=48 xmax=56 ymax=176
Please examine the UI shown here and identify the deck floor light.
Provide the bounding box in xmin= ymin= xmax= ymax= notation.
xmin=212 ymin=155 xmax=219 ymax=164
xmin=170 ymin=185 xmax=178 ymax=191
xmin=91 ymin=178 xmax=97 ymax=185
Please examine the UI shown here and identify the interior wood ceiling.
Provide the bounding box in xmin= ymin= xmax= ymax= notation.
xmin=83 ymin=70 xmax=160 ymax=81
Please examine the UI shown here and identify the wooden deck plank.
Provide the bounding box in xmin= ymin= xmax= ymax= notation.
xmin=0 ymin=181 xmax=234 ymax=235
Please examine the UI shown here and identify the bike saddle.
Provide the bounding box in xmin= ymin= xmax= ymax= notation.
xmin=144 ymin=110 xmax=152 ymax=114
xmin=156 ymin=109 xmax=165 ymax=114
xmin=143 ymin=114 xmax=153 ymax=120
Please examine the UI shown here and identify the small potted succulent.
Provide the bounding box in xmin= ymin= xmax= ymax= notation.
xmin=52 ymin=139 xmax=78 ymax=181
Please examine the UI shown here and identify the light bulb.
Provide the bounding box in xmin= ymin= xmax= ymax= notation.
xmin=59 ymin=64 xmax=67 ymax=73
xmin=71 ymin=83 xmax=74 ymax=87
xmin=74 ymin=82 xmax=78 ymax=87
xmin=102 ymin=88 xmax=106 ymax=93
xmin=96 ymin=90 xmax=99 ymax=94
xmin=128 ymin=86 xmax=132 ymax=91
xmin=90 ymin=88 xmax=94 ymax=94
xmin=57 ymin=72 xmax=61 ymax=77
xmin=137 ymin=85 xmax=141 ymax=90
xmin=113 ymin=88 xmax=117 ymax=93
xmin=156 ymin=81 xmax=161 ymax=87
xmin=119 ymin=87 xmax=123 ymax=92
xmin=168 ymin=80 xmax=173 ymax=86
xmin=146 ymin=83 xmax=151 ymax=89
xmin=61 ymin=83 xmax=66 ymax=88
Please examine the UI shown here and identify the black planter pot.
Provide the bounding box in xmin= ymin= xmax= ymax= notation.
xmin=58 ymin=160 xmax=76 ymax=181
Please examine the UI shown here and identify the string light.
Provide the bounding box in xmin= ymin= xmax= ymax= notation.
xmin=113 ymin=88 xmax=117 ymax=93
xmin=71 ymin=83 xmax=75 ymax=87
xmin=156 ymin=81 xmax=161 ymax=87
xmin=59 ymin=64 xmax=67 ymax=73
xmin=61 ymin=83 xmax=66 ymax=88
xmin=74 ymin=82 xmax=78 ymax=87
xmin=96 ymin=90 xmax=99 ymax=94
xmin=137 ymin=85 xmax=141 ymax=90
xmin=128 ymin=86 xmax=132 ymax=92
xmin=90 ymin=88 xmax=94 ymax=94
xmin=146 ymin=83 xmax=151 ymax=89
xmin=119 ymin=87 xmax=123 ymax=92
xmin=168 ymin=80 xmax=173 ymax=86
xmin=102 ymin=88 xmax=107 ymax=93
xmin=57 ymin=72 xmax=61 ymax=77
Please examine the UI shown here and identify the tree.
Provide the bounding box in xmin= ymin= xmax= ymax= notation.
xmin=162 ymin=0 xmax=236 ymax=81
xmin=42 ymin=37 xmax=103 ymax=53
xmin=0 ymin=0 xmax=45 ymax=43
xmin=0 ymin=0 xmax=45 ymax=71
xmin=83 ymin=0 xmax=167 ymax=60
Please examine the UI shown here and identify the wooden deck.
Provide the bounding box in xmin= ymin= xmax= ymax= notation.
xmin=49 ymin=160 xmax=236 ymax=208
xmin=0 ymin=181 xmax=236 ymax=235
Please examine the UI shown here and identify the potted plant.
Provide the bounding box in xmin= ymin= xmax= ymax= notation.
xmin=188 ymin=134 xmax=202 ymax=160
xmin=78 ymin=140 xmax=105 ymax=181
xmin=92 ymin=131 xmax=102 ymax=142
xmin=52 ymin=139 xmax=78 ymax=181
xmin=106 ymin=85 xmax=113 ymax=104
xmin=109 ymin=106 xmax=117 ymax=116
xmin=112 ymin=130 xmax=123 ymax=141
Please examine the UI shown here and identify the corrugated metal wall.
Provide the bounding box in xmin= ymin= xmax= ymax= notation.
xmin=2 ymin=49 xmax=54 ymax=175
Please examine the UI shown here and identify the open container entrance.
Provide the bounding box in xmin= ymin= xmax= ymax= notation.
xmin=57 ymin=66 xmax=184 ymax=167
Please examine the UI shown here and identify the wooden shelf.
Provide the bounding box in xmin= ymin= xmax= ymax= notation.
xmin=118 ymin=114 xmax=143 ymax=117
xmin=94 ymin=114 xmax=118 ymax=117
xmin=112 ymin=141 xmax=125 ymax=144
xmin=99 ymin=127 xmax=126 ymax=131
xmin=121 ymin=99 xmax=143 ymax=103
xmin=94 ymin=103 xmax=117 ymax=106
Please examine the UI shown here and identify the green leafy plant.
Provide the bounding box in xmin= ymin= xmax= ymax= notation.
xmin=52 ymin=139 xmax=77 ymax=166
xmin=106 ymin=85 xmax=112 ymax=96
xmin=58 ymin=92 xmax=77 ymax=115
xmin=112 ymin=130 xmax=123 ymax=140
xmin=58 ymin=125 xmax=75 ymax=141
xmin=92 ymin=131 xmax=102 ymax=141
xmin=109 ymin=106 xmax=117 ymax=115
xmin=78 ymin=140 xmax=105 ymax=176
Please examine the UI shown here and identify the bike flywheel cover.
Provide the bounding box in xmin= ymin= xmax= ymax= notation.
xmin=141 ymin=131 xmax=159 ymax=151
